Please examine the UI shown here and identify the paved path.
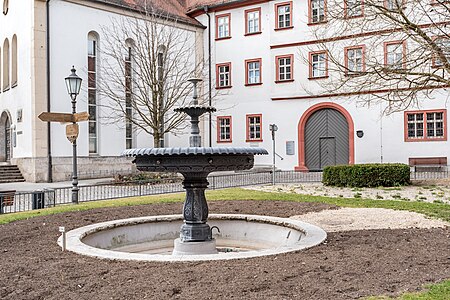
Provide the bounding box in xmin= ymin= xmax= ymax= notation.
xmin=0 ymin=178 xmax=114 ymax=192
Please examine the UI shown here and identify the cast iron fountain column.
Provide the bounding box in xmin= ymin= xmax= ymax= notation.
xmin=175 ymin=79 xmax=216 ymax=242
xmin=124 ymin=78 xmax=268 ymax=255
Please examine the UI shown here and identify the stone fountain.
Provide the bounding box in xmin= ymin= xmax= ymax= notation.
xmin=59 ymin=79 xmax=327 ymax=261
xmin=123 ymin=78 xmax=267 ymax=255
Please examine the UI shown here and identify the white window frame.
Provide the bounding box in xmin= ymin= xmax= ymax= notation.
xmin=277 ymin=4 xmax=291 ymax=29
xmin=278 ymin=56 xmax=292 ymax=81
xmin=311 ymin=0 xmax=325 ymax=23
xmin=247 ymin=10 xmax=260 ymax=34
xmin=217 ymin=15 xmax=230 ymax=39
xmin=311 ymin=52 xmax=327 ymax=78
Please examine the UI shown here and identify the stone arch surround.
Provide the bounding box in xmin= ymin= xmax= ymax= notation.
xmin=295 ymin=102 xmax=354 ymax=171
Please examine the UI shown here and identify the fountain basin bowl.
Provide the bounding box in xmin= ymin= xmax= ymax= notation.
xmin=122 ymin=147 xmax=268 ymax=173
xmin=59 ymin=214 xmax=327 ymax=262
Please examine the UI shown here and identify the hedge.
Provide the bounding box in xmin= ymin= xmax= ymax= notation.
xmin=322 ymin=163 xmax=411 ymax=187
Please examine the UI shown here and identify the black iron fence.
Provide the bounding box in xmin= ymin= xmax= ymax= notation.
xmin=0 ymin=169 xmax=447 ymax=214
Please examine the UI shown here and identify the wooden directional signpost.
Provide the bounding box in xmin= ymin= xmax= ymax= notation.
xmin=38 ymin=110 xmax=89 ymax=204
xmin=38 ymin=112 xmax=89 ymax=142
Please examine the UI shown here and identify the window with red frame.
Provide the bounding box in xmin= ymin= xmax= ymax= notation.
xmin=346 ymin=0 xmax=363 ymax=18
xmin=309 ymin=0 xmax=326 ymax=24
xmin=406 ymin=110 xmax=446 ymax=141
xmin=216 ymin=63 xmax=231 ymax=88
xmin=246 ymin=59 xmax=262 ymax=85
xmin=275 ymin=2 xmax=292 ymax=29
xmin=245 ymin=8 xmax=261 ymax=34
xmin=433 ymin=37 xmax=450 ymax=67
xmin=247 ymin=114 xmax=262 ymax=141
xmin=217 ymin=116 xmax=232 ymax=142
xmin=309 ymin=51 xmax=327 ymax=78
xmin=345 ymin=46 xmax=364 ymax=74
xmin=216 ymin=14 xmax=230 ymax=39
xmin=276 ymin=55 xmax=293 ymax=81
xmin=385 ymin=41 xmax=405 ymax=69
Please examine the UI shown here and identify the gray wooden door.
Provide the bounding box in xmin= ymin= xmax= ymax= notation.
xmin=305 ymin=108 xmax=349 ymax=170
xmin=319 ymin=137 xmax=336 ymax=168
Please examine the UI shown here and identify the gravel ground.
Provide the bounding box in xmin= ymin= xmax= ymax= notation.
xmin=291 ymin=207 xmax=449 ymax=232
xmin=248 ymin=182 xmax=450 ymax=204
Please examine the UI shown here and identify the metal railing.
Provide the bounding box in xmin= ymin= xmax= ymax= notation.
xmin=0 ymin=169 xmax=447 ymax=215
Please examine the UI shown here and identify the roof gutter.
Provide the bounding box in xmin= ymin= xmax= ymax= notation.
xmin=188 ymin=0 xmax=267 ymax=16
xmin=204 ymin=5 xmax=212 ymax=147
xmin=46 ymin=0 xmax=53 ymax=182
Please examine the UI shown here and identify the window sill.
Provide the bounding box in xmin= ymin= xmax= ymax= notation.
xmin=246 ymin=139 xmax=263 ymax=143
xmin=216 ymin=86 xmax=232 ymax=90
xmin=405 ymin=137 xmax=447 ymax=142
xmin=215 ymin=36 xmax=231 ymax=41
xmin=245 ymin=82 xmax=263 ymax=86
xmin=275 ymin=79 xmax=294 ymax=84
xmin=217 ymin=140 xmax=232 ymax=143
xmin=308 ymin=76 xmax=329 ymax=80
xmin=344 ymin=72 xmax=366 ymax=77
xmin=11 ymin=82 xmax=18 ymax=89
xmin=245 ymin=31 xmax=262 ymax=36
xmin=274 ymin=26 xmax=294 ymax=31
xmin=2 ymin=86 xmax=10 ymax=92
xmin=307 ymin=21 xmax=327 ymax=26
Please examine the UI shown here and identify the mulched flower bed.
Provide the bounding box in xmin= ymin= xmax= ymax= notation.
xmin=0 ymin=200 xmax=448 ymax=299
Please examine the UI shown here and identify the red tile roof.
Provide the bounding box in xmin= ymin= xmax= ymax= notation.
xmin=90 ymin=0 xmax=204 ymax=27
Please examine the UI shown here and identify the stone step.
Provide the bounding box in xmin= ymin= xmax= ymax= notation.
xmin=0 ymin=165 xmax=25 ymax=183
xmin=0 ymin=178 xmax=25 ymax=183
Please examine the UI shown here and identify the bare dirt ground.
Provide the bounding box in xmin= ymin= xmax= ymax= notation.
xmin=1 ymin=200 xmax=449 ymax=300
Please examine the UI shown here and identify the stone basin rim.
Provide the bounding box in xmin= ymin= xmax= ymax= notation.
xmin=59 ymin=214 xmax=327 ymax=262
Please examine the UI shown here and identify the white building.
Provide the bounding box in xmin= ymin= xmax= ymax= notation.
xmin=190 ymin=0 xmax=449 ymax=171
xmin=0 ymin=0 xmax=204 ymax=182
xmin=0 ymin=0 xmax=448 ymax=182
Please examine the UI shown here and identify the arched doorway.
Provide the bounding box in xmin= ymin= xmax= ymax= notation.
xmin=296 ymin=103 xmax=354 ymax=171
xmin=0 ymin=111 xmax=12 ymax=163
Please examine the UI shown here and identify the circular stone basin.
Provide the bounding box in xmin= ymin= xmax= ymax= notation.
xmin=59 ymin=214 xmax=327 ymax=262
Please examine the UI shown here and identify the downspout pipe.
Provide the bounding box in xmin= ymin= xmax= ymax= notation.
xmin=204 ymin=6 xmax=212 ymax=147
xmin=46 ymin=0 xmax=53 ymax=182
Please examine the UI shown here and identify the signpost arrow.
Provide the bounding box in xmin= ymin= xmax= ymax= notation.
xmin=38 ymin=112 xmax=74 ymax=123
xmin=73 ymin=112 xmax=90 ymax=122
xmin=38 ymin=112 xmax=90 ymax=123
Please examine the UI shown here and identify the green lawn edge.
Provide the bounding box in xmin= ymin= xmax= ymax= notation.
xmin=0 ymin=187 xmax=448 ymax=299
xmin=1 ymin=188 xmax=449 ymax=224
xmin=365 ymin=280 xmax=450 ymax=300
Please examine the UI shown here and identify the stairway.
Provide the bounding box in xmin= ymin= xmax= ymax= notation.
xmin=0 ymin=165 xmax=25 ymax=183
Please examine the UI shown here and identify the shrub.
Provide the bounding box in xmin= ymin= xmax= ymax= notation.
xmin=322 ymin=163 xmax=411 ymax=188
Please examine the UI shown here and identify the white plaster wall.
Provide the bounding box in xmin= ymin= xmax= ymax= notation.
xmin=49 ymin=1 xmax=196 ymax=158
xmin=0 ymin=0 xmax=34 ymax=158
xmin=196 ymin=0 xmax=450 ymax=170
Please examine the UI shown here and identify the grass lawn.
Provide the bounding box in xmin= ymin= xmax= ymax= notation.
xmin=0 ymin=187 xmax=448 ymax=299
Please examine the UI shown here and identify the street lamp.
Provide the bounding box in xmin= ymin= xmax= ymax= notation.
xmin=65 ymin=66 xmax=82 ymax=204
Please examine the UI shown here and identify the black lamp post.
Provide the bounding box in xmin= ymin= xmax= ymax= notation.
xmin=65 ymin=66 xmax=82 ymax=204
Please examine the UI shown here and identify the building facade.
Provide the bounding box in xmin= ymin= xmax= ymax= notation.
xmin=190 ymin=0 xmax=449 ymax=171
xmin=0 ymin=0 xmax=204 ymax=182
xmin=0 ymin=0 xmax=448 ymax=182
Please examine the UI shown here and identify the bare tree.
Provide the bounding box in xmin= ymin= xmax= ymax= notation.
xmin=97 ymin=3 xmax=205 ymax=147
xmin=304 ymin=0 xmax=449 ymax=113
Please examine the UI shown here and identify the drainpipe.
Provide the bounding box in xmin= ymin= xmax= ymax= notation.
xmin=204 ymin=6 xmax=212 ymax=147
xmin=46 ymin=0 xmax=53 ymax=182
